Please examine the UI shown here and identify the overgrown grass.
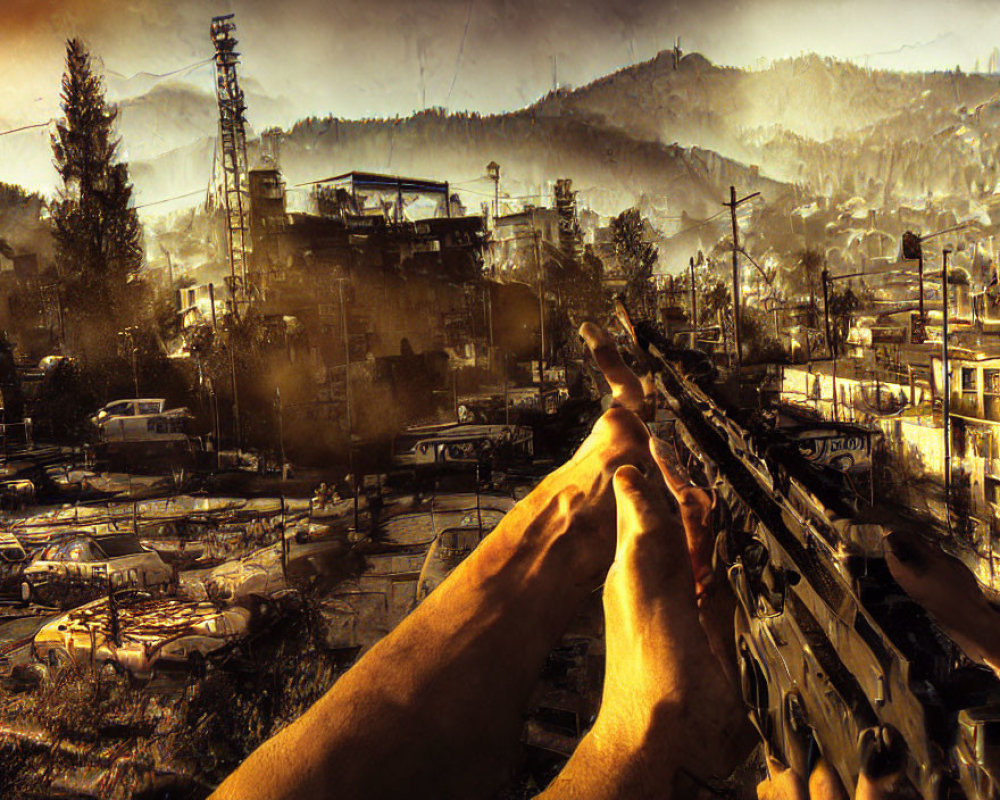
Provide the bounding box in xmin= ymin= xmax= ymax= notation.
xmin=0 ymin=589 xmax=349 ymax=799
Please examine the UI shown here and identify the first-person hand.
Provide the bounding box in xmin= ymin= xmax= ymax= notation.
xmin=582 ymin=318 xmax=748 ymax=750
xmin=541 ymin=443 xmax=752 ymax=799
xmin=757 ymin=725 xmax=907 ymax=800
xmin=211 ymin=321 xmax=670 ymax=800
xmin=884 ymin=528 xmax=1000 ymax=676
xmin=212 ymin=319 xmax=749 ymax=800
xmin=597 ymin=464 xmax=749 ymax=779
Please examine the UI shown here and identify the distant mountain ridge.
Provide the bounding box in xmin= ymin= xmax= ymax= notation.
xmin=529 ymin=50 xmax=999 ymax=181
xmin=6 ymin=50 xmax=998 ymax=222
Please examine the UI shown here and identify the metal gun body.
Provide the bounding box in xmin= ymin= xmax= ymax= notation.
xmin=646 ymin=342 xmax=1000 ymax=800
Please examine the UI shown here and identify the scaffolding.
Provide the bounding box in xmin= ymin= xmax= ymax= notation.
xmin=210 ymin=14 xmax=251 ymax=316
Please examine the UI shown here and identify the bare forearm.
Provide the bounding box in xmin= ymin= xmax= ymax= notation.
xmin=213 ymin=408 xmax=653 ymax=800
xmin=538 ymin=726 xmax=678 ymax=800
xmin=212 ymin=479 xmax=610 ymax=800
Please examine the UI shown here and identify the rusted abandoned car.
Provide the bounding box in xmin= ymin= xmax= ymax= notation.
xmin=0 ymin=531 xmax=28 ymax=598
xmin=414 ymin=498 xmax=514 ymax=603
xmin=21 ymin=533 xmax=172 ymax=606
xmin=32 ymin=595 xmax=253 ymax=681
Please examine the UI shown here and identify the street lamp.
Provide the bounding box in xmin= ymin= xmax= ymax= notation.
xmin=486 ymin=161 xmax=500 ymax=225
xmin=943 ymin=246 xmax=952 ymax=534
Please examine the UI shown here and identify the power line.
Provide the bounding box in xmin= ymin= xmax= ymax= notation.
xmin=101 ymin=56 xmax=214 ymax=83
xmin=668 ymin=209 xmax=726 ymax=237
xmin=0 ymin=120 xmax=53 ymax=137
xmin=457 ymin=186 xmax=542 ymax=199
xmin=0 ymin=57 xmax=215 ymax=140
xmin=845 ymin=34 xmax=953 ymax=62
xmin=134 ymin=188 xmax=206 ymax=210
xmin=444 ymin=0 xmax=476 ymax=107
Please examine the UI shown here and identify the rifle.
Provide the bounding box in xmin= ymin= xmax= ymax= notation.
xmin=614 ymin=302 xmax=1000 ymax=800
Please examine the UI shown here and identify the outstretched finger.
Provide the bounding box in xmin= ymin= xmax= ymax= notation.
xmin=809 ymin=760 xmax=847 ymax=800
xmin=648 ymin=435 xmax=715 ymax=594
xmin=648 ymin=433 xmax=740 ymax=688
xmin=611 ymin=465 xmax=696 ymax=609
xmin=580 ymin=322 xmax=650 ymax=418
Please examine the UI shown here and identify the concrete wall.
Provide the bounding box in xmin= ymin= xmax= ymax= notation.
xmin=782 ymin=364 xmax=944 ymax=481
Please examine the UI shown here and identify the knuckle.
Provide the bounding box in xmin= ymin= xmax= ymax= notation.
xmin=597 ymin=407 xmax=647 ymax=443
xmin=677 ymin=491 xmax=705 ymax=511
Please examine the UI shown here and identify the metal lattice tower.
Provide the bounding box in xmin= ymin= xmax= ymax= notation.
xmin=211 ymin=14 xmax=251 ymax=315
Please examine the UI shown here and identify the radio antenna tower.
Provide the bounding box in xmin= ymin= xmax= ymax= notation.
xmin=211 ymin=14 xmax=251 ymax=317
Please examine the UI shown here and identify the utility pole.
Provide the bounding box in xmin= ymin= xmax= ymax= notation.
xmin=533 ymin=222 xmax=545 ymax=385
xmin=122 ymin=327 xmax=139 ymax=398
xmin=918 ymin=247 xmax=925 ymax=324
xmin=484 ymin=288 xmax=493 ymax=362
xmin=821 ymin=267 xmax=833 ymax=357
xmin=503 ymin=351 xmax=509 ymax=426
xmin=722 ymin=186 xmax=760 ymax=378
xmin=338 ymin=278 xmax=358 ymax=533
xmin=208 ymin=283 xmax=218 ymax=330
xmin=162 ymin=247 xmax=174 ymax=286
xmin=207 ymin=376 xmax=220 ymax=470
xmin=906 ymin=222 xmax=976 ymax=327
xmin=228 ymin=330 xmax=241 ymax=449
xmin=131 ymin=337 xmax=138 ymax=398
xmin=943 ymin=247 xmax=952 ymax=534
xmin=821 ymin=267 xmax=839 ymax=422
xmin=689 ymin=256 xmax=697 ymax=328
xmin=275 ymin=386 xmax=286 ymax=478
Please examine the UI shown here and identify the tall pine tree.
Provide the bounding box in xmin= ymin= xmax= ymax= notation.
xmin=51 ymin=38 xmax=142 ymax=352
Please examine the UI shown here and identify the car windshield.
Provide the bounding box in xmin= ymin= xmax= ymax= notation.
xmin=38 ymin=544 xmax=61 ymax=561
xmin=0 ymin=545 xmax=24 ymax=562
xmin=61 ymin=540 xmax=96 ymax=562
xmin=93 ymin=534 xmax=145 ymax=558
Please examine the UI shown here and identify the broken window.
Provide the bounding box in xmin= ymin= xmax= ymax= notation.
xmin=962 ymin=367 xmax=979 ymax=392
xmin=104 ymin=402 xmax=133 ymax=417
xmin=962 ymin=367 xmax=980 ymax=417
xmin=986 ymin=370 xmax=1000 ymax=421
xmin=60 ymin=540 xmax=97 ymax=562
xmin=93 ymin=534 xmax=145 ymax=558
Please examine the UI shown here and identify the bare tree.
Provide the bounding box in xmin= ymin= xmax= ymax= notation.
xmin=612 ymin=207 xmax=658 ymax=318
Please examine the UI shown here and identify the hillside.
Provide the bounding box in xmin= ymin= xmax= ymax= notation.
xmin=533 ymin=51 xmax=999 ymax=186
xmin=273 ymin=110 xmax=785 ymax=222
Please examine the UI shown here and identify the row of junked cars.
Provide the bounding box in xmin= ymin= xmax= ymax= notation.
xmin=0 ymin=496 xmax=313 ymax=684
xmin=3 ymin=483 xmax=577 ymax=692
xmin=32 ymin=595 xmax=264 ymax=683
xmin=6 ymin=489 xmax=519 ymax=685
xmin=2 ymin=480 xmax=602 ymax=763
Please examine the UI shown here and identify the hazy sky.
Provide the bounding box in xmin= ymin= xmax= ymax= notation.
xmin=1 ymin=0 xmax=999 ymax=199
xmin=2 ymin=0 xmax=1000 ymax=130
